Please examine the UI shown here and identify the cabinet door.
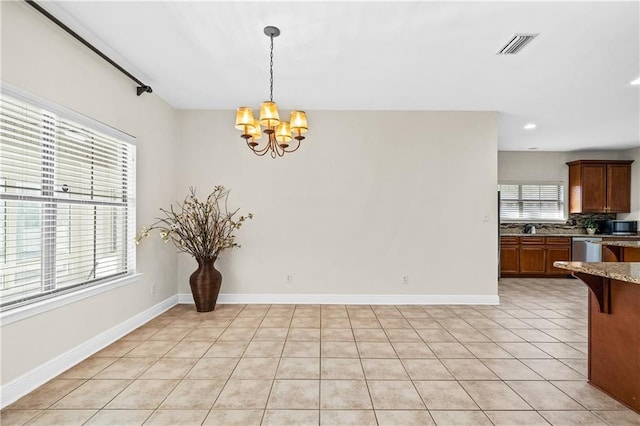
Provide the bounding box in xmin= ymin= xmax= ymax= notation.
xmin=500 ymin=246 xmax=519 ymax=274
xmin=606 ymin=164 xmax=631 ymax=212
xmin=581 ymin=164 xmax=607 ymax=212
xmin=520 ymin=247 xmax=546 ymax=274
xmin=546 ymin=247 xmax=571 ymax=276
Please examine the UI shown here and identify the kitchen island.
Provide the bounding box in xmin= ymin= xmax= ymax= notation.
xmin=600 ymin=240 xmax=640 ymax=262
xmin=554 ymin=261 xmax=640 ymax=412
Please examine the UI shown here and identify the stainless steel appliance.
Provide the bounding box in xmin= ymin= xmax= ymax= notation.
xmin=597 ymin=220 xmax=638 ymax=235
xmin=572 ymin=237 xmax=602 ymax=262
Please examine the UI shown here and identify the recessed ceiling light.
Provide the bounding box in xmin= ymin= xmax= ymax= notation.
xmin=524 ymin=123 xmax=537 ymax=130
xmin=632 ymin=76 xmax=640 ymax=85
xmin=528 ymin=147 xmax=538 ymax=150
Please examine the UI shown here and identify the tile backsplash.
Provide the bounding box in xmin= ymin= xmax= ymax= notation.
xmin=500 ymin=213 xmax=616 ymax=235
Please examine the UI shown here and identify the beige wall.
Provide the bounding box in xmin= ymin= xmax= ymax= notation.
xmin=1 ymin=2 xmax=178 ymax=385
xmin=176 ymin=110 xmax=499 ymax=298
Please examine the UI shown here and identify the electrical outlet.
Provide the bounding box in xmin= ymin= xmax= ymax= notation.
xmin=285 ymin=273 xmax=293 ymax=284
xmin=402 ymin=275 xmax=409 ymax=285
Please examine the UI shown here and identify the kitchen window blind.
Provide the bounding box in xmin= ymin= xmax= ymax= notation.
xmin=0 ymin=89 xmax=136 ymax=310
xmin=499 ymin=183 xmax=565 ymax=221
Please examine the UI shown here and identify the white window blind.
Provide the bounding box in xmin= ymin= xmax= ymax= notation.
xmin=0 ymin=89 xmax=136 ymax=310
xmin=499 ymin=183 xmax=565 ymax=221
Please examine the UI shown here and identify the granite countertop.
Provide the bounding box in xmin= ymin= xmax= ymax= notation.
xmin=598 ymin=240 xmax=640 ymax=248
xmin=502 ymin=233 xmax=640 ymax=238
xmin=553 ymin=261 xmax=640 ymax=285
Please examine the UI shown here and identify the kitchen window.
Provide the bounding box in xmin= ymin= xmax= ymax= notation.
xmin=499 ymin=183 xmax=566 ymax=221
xmin=0 ymin=87 xmax=136 ymax=311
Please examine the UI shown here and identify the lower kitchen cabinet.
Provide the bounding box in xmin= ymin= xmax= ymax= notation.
xmin=500 ymin=236 xmax=572 ymax=277
xmin=520 ymin=247 xmax=546 ymax=274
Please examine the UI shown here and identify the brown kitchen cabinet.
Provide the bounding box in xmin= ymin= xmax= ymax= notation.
xmin=500 ymin=236 xmax=572 ymax=277
xmin=567 ymin=160 xmax=633 ymax=213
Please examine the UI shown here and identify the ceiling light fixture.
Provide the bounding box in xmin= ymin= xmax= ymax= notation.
xmin=524 ymin=123 xmax=537 ymax=130
xmin=235 ymin=26 xmax=309 ymax=158
xmin=631 ymin=76 xmax=640 ymax=85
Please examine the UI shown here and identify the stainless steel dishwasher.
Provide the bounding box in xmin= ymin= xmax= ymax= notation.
xmin=572 ymin=237 xmax=603 ymax=262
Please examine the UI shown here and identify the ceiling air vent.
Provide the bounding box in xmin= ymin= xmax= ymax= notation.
xmin=497 ymin=33 xmax=539 ymax=55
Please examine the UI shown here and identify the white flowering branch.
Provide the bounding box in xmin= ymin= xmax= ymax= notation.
xmin=135 ymin=186 xmax=253 ymax=259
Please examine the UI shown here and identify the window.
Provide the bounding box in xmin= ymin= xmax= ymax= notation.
xmin=0 ymin=88 xmax=136 ymax=310
xmin=499 ymin=183 xmax=565 ymax=221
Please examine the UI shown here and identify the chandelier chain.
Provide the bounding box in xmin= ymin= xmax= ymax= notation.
xmin=269 ymin=35 xmax=274 ymax=102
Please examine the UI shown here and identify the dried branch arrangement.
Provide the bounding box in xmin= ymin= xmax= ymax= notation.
xmin=135 ymin=186 xmax=253 ymax=259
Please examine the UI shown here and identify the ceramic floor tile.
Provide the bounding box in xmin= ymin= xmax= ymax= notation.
xmin=243 ymin=340 xmax=285 ymax=357
xmin=138 ymin=357 xmax=198 ymax=380
xmin=428 ymin=342 xmax=475 ymax=358
xmin=143 ymin=410 xmax=208 ymax=425
xmin=267 ymin=379 xmax=319 ymax=409
xmin=415 ymin=328 xmax=457 ymax=342
xmin=539 ymin=410 xmax=608 ymax=425
xmin=375 ymin=410 xmax=435 ymax=426
xmin=320 ymin=380 xmax=372 ymax=409
xmin=83 ymin=409 xmax=152 ymax=426
xmin=521 ymin=359 xmax=586 ymax=380
xmin=367 ymin=380 xmax=425 ymax=409
xmin=262 ymin=410 xmax=319 ymax=426
xmin=392 ymin=342 xmax=436 ymax=358
xmin=352 ymin=328 xmax=389 ymax=342
xmin=185 ymin=357 xmax=239 ymax=379
xmin=213 ymin=380 xmax=273 ymax=409
xmin=57 ymin=357 xmax=117 ymax=379
xmin=356 ymin=341 xmax=398 ymax=358
xmin=253 ymin=327 xmax=289 ymax=340
xmin=231 ymin=357 xmax=279 ymax=379
xmin=506 ymin=380 xmax=584 ymax=410
xmin=460 ymin=380 xmax=531 ymax=410
xmin=385 ymin=328 xmax=422 ymax=342
xmin=320 ymin=410 xmax=377 ymax=426
xmin=401 ymin=359 xmax=454 ymax=380
xmin=164 ymin=341 xmax=212 ymax=358
xmin=413 ymin=381 xmax=478 ymax=410
xmin=276 ymin=357 xmax=320 ymax=379
xmin=428 ymin=410 xmax=493 ymax=425
xmin=182 ymin=327 xmax=225 ymax=341
xmin=286 ymin=328 xmax=321 ymax=341
xmin=202 ymin=409 xmax=263 ymax=426
xmin=259 ymin=317 xmax=292 ymax=328
xmin=498 ymin=342 xmax=553 ymax=359
xmin=93 ymin=340 xmax=141 ymax=357
xmin=147 ymin=327 xmax=192 ymax=341
xmin=440 ymin=359 xmax=499 ymax=380
xmin=9 ymin=380 xmax=85 ymax=409
xmin=24 ymin=409 xmax=97 ymax=426
xmin=480 ymin=358 xmax=544 ymax=380
xmin=592 ymin=410 xmax=640 ymax=425
xmin=94 ymin=357 xmax=158 ymax=380
xmin=203 ymin=341 xmax=247 ymax=357
xmin=51 ymin=379 xmax=130 ymax=409
xmin=105 ymin=379 xmax=178 ymax=410
xmin=484 ymin=410 xmax=549 ymax=426
xmin=321 ymin=341 xmax=359 ymax=358
xmin=217 ymin=327 xmax=256 ymax=342
xmin=551 ymin=380 xmax=628 ymax=410
xmin=159 ymin=379 xmax=225 ymax=409
xmin=0 ymin=409 xmax=42 ymax=426
xmin=282 ymin=340 xmax=320 ymax=357
xmin=361 ymin=358 xmax=409 ymax=380
xmin=533 ymin=342 xmax=587 ymax=359
xmin=321 ymin=358 xmax=365 ymax=379
xmin=463 ymin=342 xmax=514 ymax=358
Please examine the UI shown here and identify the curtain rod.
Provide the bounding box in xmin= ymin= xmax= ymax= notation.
xmin=25 ymin=0 xmax=153 ymax=96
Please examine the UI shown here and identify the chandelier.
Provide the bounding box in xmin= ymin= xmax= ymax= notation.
xmin=235 ymin=26 xmax=309 ymax=158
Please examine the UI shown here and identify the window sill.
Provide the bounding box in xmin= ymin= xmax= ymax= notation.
xmin=0 ymin=273 xmax=141 ymax=326
xmin=500 ymin=219 xmax=568 ymax=224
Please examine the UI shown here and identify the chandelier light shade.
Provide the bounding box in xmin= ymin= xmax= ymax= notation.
xmin=235 ymin=26 xmax=309 ymax=158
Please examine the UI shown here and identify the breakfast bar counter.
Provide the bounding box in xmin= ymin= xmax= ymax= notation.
xmin=554 ymin=261 xmax=640 ymax=412
xmin=599 ymin=240 xmax=640 ymax=262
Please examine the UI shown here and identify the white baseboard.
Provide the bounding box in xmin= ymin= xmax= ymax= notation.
xmin=0 ymin=295 xmax=178 ymax=409
xmin=178 ymin=293 xmax=499 ymax=305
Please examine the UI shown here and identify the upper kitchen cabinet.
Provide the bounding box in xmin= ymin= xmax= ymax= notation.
xmin=567 ymin=160 xmax=633 ymax=213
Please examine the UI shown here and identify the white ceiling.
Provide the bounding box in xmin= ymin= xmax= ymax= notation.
xmin=43 ymin=1 xmax=640 ymax=151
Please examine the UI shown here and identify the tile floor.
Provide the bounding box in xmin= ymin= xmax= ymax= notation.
xmin=3 ymin=278 xmax=640 ymax=425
